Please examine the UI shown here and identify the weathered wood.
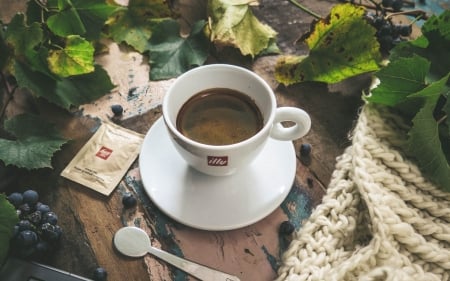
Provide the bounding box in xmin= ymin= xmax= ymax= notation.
xmin=1 ymin=0 xmax=372 ymax=280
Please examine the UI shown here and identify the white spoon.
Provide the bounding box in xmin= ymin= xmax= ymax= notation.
xmin=113 ymin=226 xmax=240 ymax=281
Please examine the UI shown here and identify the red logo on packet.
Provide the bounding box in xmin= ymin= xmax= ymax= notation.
xmin=207 ymin=156 xmax=228 ymax=166
xmin=96 ymin=146 xmax=113 ymax=160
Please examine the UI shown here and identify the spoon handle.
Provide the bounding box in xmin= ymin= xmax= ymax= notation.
xmin=147 ymin=246 xmax=240 ymax=281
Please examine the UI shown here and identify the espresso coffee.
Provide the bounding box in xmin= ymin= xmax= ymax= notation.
xmin=176 ymin=88 xmax=264 ymax=145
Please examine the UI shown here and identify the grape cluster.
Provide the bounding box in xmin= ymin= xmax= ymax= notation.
xmin=7 ymin=189 xmax=62 ymax=259
xmin=365 ymin=12 xmax=412 ymax=53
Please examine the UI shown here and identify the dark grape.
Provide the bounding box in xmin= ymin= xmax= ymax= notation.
xmin=372 ymin=17 xmax=385 ymax=29
xmin=378 ymin=35 xmax=395 ymax=52
xmin=93 ymin=267 xmax=108 ymax=281
xmin=7 ymin=192 xmax=23 ymax=207
xmin=279 ymin=221 xmax=295 ymax=235
xmin=17 ymin=220 xmax=34 ymax=231
xmin=42 ymin=211 xmax=58 ymax=225
xmin=16 ymin=230 xmax=39 ymax=247
xmin=397 ymin=24 xmax=412 ymax=36
xmin=18 ymin=203 xmax=32 ymax=217
xmin=36 ymin=203 xmax=51 ymax=215
xmin=28 ymin=211 xmax=42 ymax=225
xmin=378 ymin=23 xmax=393 ymax=37
xmin=23 ymin=190 xmax=39 ymax=205
xmin=300 ymin=143 xmax=312 ymax=156
xmin=122 ymin=193 xmax=137 ymax=208
xmin=111 ymin=104 xmax=123 ymax=116
xmin=40 ymin=223 xmax=62 ymax=242
xmin=392 ymin=0 xmax=403 ymax=11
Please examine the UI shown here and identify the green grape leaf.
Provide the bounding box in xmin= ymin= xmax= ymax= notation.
xmin=421 ymin=10 xmax=450 ymax=79
xmin=4 ymin=13 xmax=43 ymax=57
xmin=0 ymin=194 xmax=19 ymax=265
xmin=5 ymin=113 xmax=65 ymax=140
xmin=206 ymin=0 xmax=277 ymax=57
xmin=0 ymin=114 xmax=68 ymax=169
xmin=391 ymin=11 xmax=450 ymax=81
xmin=47 ymin=35 xmax=95 ymax=77
xmin=367 ymin=55 xmax=429 ymax=106
xmin=13 ymin=61 xmax=115 ymax=109
xmin=407 ymin=75 xmax=450 ymax=191
xmin=24 ymin=46 xmax=55 ymax=78
xmin=106 ymin=0 xmax=172 ymax=52
xmin=71 ymin=0 xmax=120 ymax=40
xmin=148 ymin=20 xmax=209 ymax=80
xmin=275 ymin=3 xmax=381 ymax=85
xmin=46 ymin=0 xmax=86 ymax=37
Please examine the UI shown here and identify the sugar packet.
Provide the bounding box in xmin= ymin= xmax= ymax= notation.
xmin=61 ymin=121 xmax=144 ymax=195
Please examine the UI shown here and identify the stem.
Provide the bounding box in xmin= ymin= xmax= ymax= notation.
xmin=288 ymin=0 xmax=322 ymax=20
xmin=437 ymin=114 xmax=447 ymax=125
xmin=33 ymin=0 xmax=49 ymax=12
xmin=385 ymin=9 xmax=428 ymax=21
xmin=343 ymin=0 xmax=428 ymax=20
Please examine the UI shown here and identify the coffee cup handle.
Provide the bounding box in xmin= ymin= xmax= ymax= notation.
xmin=270 ymin=107 xmax=311 ymax=141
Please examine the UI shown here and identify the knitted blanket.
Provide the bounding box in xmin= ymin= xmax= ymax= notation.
xmin=276 ymin=104 xmax=450 ymax=281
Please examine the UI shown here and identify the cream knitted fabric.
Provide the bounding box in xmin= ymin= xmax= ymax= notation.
xmin=276 ymin=104 xmax=450 ymax=281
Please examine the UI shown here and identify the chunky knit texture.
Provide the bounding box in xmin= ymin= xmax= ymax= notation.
xmin=276 ymin=104 xmax=450 ymax=281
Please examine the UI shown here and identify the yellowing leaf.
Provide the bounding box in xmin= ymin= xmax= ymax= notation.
xmin=206 ymin=0 xmax=277 ymax=57
xmin=47 ymin=35 xmax=95 ymax=77
xmin=275 ymin=3 xmax=381 ymax=85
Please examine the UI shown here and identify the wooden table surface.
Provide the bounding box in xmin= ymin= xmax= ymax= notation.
xmin=1 ymin=0 xmax=373 ymax=280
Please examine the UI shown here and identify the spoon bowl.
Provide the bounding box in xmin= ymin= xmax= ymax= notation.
xmin=114 ymin=226 xmax=150 ymax=257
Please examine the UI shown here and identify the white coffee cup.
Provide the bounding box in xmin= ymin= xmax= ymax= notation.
xmin=162 ymin=64 xmax=311 ymax=176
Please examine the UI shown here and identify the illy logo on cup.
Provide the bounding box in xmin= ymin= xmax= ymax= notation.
xmin=207 ymin=156 xmax=228 ymax=166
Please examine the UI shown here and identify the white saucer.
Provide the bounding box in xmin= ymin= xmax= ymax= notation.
xmin=139 ymin=117 xmax=296 ymax=231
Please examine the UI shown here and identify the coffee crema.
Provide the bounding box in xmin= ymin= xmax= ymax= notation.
xmin=176 ymin=88 xmax=264 ymax=145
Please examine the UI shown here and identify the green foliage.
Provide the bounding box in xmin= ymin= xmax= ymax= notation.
xmin=367 ymin=10 xmax=450 ymax=191
xmin=148 ymin=20 xmax=209 ymax=80
xmin=46 ymin=0 xmax=87 ymax=37
xmin=105 ymin=0 xmax=172 ymax=53
xmin=0 ymin=194 xmax=19 ymax=265
xmin=368 ymin=55 xmax=429 ymax=106
xmin=47 ymin=35 xmax=95 ymax=77
xmin=0 ymin=0 xmax=281 ymax=175
xmin=0 ymin=0 xmax=119 ymax=172
xmin=275 ymin=3 xmax=381 ymax=85
xmin=206 ymin=0 xmax=278 ymax=58
xmin=13 ymin=62 xmax=114 ymax=109
xmin=0 ymin=113 xmax=68 ymax=169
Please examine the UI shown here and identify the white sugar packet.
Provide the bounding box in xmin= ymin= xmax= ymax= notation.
xmin=61 ymin=121 xmax=144 ymax=195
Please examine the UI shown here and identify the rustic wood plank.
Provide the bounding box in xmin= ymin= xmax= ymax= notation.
xmin=1 ymin=1 xmax=373 ymax=280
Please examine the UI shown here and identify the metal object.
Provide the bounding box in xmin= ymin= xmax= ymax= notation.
xmin=113 ymin=226 xmax=240 ymax=281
